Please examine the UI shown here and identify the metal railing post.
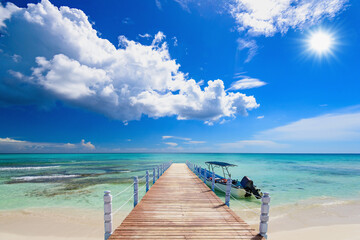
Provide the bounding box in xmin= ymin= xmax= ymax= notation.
xmin=259 ymin=192 xmax=270 ymax=239
xmin=153 ymin=168 xmax=156 ymax=184
xmin=104 ymin=191 xmax=112 ymax=240
xmin=225 ymin=178 xmax=231 ymax=207
xmin=134 ymin=176 xmax=138 ymax=207
xmin=146 ymin=170 xmax=149 ymax=192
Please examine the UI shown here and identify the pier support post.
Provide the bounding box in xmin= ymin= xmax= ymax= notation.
xmin=134 ymin=176 xmax=138 ymax=207
xmin=212 ymin=171 xmax=215 ymax=192
xmin=259 ymin=192 xmax=270 ymax=239
xmin=225 ymin=178 xmax=231 ymax=207
xmin=146 ymin=170 xmax=149 ymax=192
xmin=104 ymin=191 xmax=112 ymax=240
xmin=153 ymin=168 xmax=156 ymax=184
xmin=157 ymin=166 xmax=159 ymax=179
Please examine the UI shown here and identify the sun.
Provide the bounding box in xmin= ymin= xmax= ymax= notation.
xmin=307 ymin=30 xmax=334 ymax=55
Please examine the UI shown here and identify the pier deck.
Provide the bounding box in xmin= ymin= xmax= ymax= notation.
xmin=109 ymin=163 xmax=264 ymax=240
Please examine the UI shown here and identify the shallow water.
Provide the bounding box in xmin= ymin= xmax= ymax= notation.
xmin=0 ymin=153 xmax=359 ymax=213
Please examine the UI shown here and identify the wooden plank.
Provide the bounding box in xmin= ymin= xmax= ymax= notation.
xmin=109 ymin=163 xmax=264 ymax=240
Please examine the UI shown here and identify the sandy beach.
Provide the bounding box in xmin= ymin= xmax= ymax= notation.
xmin=1 ymin=198 xmax=359 ymax=240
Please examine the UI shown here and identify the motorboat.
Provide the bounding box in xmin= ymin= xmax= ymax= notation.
xmin=201 ymin=161 xmax=263 ymax=199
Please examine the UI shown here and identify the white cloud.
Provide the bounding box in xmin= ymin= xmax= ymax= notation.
xmin=257 ymin=112 xmax=360 ymax=141
xmin=0 ymin=2 xmax=19 ymax=27
xmin=237 ymin=38 xmax=258 ymax=62
xmin=81 ymin=139 xmax=95 ymax=149
xmin=228 ymin=77 xmax=267 ymax=90
xmin=162 ymin=136 xmax=205 ymax=145
xmin=185 ymin=140 xmax=206 ymax=144
xmin=162 ymin=136 xmax=191 ymax=141
xmin=229 ymin=0 xmax=348 ymax=36
xmin=139 ymin=33 xmax=152 ymax=38
xmin=219 ymin=140 xmax=286 ymax=152
xmin=122 ymin=17 xmax=133 ymax=25
xmin=257 ymin=115 xmax=264 ymax=119
xmin=0 ymin=137 xmax=95 ymax=152
xmin=172 ymin=36 xmax=178 ymax=46
xmin=0 ymin=0 xmax=259 ymax=125
xmin=0 ymin=137 xmax=25 ymax=143
xmin=12 ymin=54 xmax=21 ymax=63
xmin=152 ymin=31 xmax=166 ymax=45
xmin=155 ymin=0 xmax=162 ymax=10
xmin=165 ymin=142 xmax=178 ymax=147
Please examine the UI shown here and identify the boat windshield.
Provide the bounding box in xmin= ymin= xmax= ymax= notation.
xmin=205 ymin=161 xmax=237 ymax=179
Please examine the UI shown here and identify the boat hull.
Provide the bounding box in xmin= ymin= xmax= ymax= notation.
xmin=204 ymin=179 xmax=248 ymax=198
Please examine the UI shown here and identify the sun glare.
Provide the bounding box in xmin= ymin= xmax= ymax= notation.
xmin=308 ymin=30 xmax=334 ymax=55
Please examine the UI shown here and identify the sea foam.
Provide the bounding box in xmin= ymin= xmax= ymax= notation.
xmin=12 ymin=174 xmax=80 ymax=181
xmin=0 ymin=166 xmax=60 ymax=171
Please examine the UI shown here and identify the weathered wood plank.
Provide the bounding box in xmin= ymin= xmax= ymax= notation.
xmin=109 ymin=163 xmax=264 ymax=240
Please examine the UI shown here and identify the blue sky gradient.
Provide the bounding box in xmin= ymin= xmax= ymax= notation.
xmin=0 ymin=0 xmax=359 ymax=153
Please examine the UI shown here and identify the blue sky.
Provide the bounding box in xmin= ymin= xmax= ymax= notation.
xmin=0 ymin=0 xmax=359 ymax=153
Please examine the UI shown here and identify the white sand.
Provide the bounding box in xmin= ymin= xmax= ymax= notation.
xmin=1 ymin=201 xmax=360 ymax=240
xmin=271 ymin=224 xmax=360 ymax=240
xmin=0 ymin=208 xmax=125 ymax=240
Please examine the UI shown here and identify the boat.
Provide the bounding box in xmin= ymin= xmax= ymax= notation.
xmin=201 ymin=161 xmax=263 ymax=199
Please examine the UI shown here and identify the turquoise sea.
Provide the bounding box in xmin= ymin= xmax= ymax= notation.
xmin=0 ymin=153 xmax=360 ymax=215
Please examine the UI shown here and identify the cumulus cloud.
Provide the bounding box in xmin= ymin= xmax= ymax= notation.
xmin=0 ymin=0 xmax=259 ymax=124
xmin=81 ymin=139 xmax=95 ymax=149
xmin=229 ymin=0 xmax=348 ymax=36
xmin=0 ymin=137 xmax=95 ymax=153
xmin=228 ymin=78 xmax=267 ymax=90
xmin=257 ymin=112 xmax=360 ymax=141
xmin=257 ymin=115 xmax=264 ymax=119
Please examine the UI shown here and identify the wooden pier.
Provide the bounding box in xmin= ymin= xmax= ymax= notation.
xmin=108 ymin=163 xmax=265 ymax=240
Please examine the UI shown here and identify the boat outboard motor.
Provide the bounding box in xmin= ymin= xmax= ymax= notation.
xmin=240 ymin=176 xmax=263 ymax=199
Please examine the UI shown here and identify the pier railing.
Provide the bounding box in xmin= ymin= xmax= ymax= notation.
xmin=103 ymin=161 xmax=172 ymax=240
xmin=186 ymin=161 xmax=271 ymax=239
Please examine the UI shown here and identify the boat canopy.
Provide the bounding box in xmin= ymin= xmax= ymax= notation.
xmin=205 ymin=161 xmax=237 ymax=179
xmin=205 ymin=161 xmax=237 ymax=167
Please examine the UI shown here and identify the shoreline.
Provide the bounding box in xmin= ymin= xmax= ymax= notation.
xmin=1 ymin=198 xmax=360 ymax=240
